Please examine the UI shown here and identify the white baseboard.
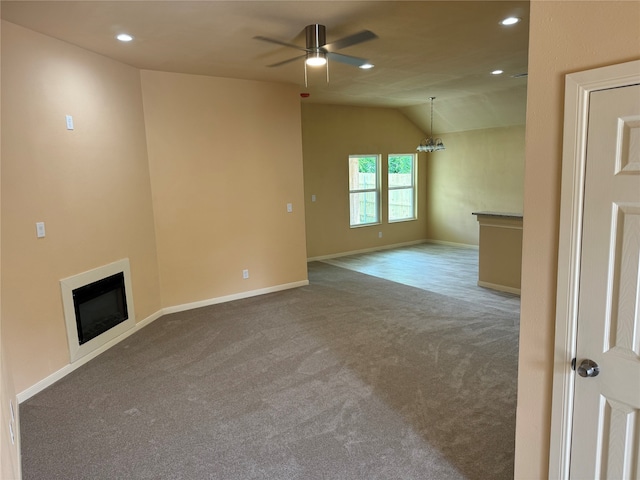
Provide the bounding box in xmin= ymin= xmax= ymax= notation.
xmin=17 ymin=279 xmax=310 ymax=403
xmin=307 ymin=239 xmax=429 ymax=262
xmin=162 ymin=280 xmax=309 ymax=315
xmin=477 ymin=280 xmax=521 ymax=296
xmin=17 ymin=309 xmax=163 ymax=403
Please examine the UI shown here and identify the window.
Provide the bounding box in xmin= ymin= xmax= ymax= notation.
xmin=388 ymin=154 xmax=417 ymax=222
xmin=349 ymin=155 xmax=380 ymax=226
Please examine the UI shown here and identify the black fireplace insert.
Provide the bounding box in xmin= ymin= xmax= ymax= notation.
xmin=72 ymin=272 xmax=128 ymax=345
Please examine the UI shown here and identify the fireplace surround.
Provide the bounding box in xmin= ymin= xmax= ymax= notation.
xmin=61 ymin=258 xmax=136 ymax=363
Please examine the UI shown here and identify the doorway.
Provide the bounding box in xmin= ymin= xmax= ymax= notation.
xmin=550 ymin=60 xmax=640 ymax=479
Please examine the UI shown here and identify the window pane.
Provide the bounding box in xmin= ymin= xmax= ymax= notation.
xmin=388 ymin=154 xmax=413 ymax=187
xmin=349 ymin=155 xmax=380 ymax=226
xmin=389 ymin=188 xmax=414 ymax=221
xmin=349 ymin=156 xmax=378 ymax=190
xmin=389 ymin=172 xmax=412 ymax=187
xmin=388 ymin=154 xmax=416 ymax=222
xmin=350 ymin=192 xmax=379 ymax=225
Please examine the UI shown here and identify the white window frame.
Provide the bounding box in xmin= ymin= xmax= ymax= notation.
xmin=349 ymin=154 xmax=381 ymax=227
xmin=387 ymin=153 xmax=417 ymax=223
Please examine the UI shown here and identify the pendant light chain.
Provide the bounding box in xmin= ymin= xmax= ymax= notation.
xmin=416 ymin=96 xmax=446 ymax=153
xmin=430 ymin=96 xmax=435 ymax=138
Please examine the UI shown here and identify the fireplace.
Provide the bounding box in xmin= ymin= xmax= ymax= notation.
xmin=61 ymin=259 xmax=136 ymax=363
xmin=73 ymin=272 xmax=128 ymax=345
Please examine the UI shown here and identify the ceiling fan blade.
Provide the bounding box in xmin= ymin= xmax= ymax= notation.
xmin=253 ymin=35 xmax=308 ymax=53
xmin=323 ymin=30 xmax=378 ymax=52
xmin=327 ymin=52 xmax=370 ymax=67
xmin=267 ymin=54 xmax=306 ymax=68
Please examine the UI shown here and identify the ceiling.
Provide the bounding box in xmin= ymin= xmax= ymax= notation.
xmin=0 ymin=1 xmax=530 ymax=134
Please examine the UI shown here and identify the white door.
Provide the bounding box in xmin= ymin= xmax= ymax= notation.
xmin=570 ymin=83 xmax=640 ymax=479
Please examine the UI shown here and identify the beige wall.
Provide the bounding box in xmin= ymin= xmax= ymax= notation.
xmin=426 ymin=126 xmax=525 ymax=246
xmin=1 ymin=20 xmax=308 ymax=396
xmin=1 ymin=21 xmax=162 ymax=393
xmin=140 ymin=71 xmax=308 ymax=308
xmin=302 ymin=104 xmax=428 ymax=258
xmin=515 ymin=1 xmax=640 ymax=478
xmin=302 ymin=103 xmax=525 ymax=257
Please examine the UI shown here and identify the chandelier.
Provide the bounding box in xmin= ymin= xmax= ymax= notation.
xmin=416 ymin=97 xmax=446 ymax=152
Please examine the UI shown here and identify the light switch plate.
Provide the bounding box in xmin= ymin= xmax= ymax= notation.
xmin=36 ymin=222 xmax=46 ymax=238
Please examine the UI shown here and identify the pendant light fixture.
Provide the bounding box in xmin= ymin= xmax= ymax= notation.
xmin=416 ymin=97 xmax=446 ymax=153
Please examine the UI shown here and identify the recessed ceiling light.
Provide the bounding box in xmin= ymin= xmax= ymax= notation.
xmin=116 ymin=33 xmax=134 ymax=42
xmin=359 ymin=63 xmax=374 ymax=70
xmin=500 ymin=17 xmax=520 ymax=26
xmin=491 ymin=70 xmax=504 ymax=75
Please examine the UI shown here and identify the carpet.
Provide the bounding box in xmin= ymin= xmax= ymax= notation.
xmin=20 ymin=262 xmax=518 ymax=479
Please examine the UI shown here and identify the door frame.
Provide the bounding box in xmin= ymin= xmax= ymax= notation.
xmin=549 ymin=59 xmax=640 ymax=480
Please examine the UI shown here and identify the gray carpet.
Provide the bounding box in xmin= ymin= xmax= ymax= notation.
xmin=20 ymin=262 xmax=518 ymax=479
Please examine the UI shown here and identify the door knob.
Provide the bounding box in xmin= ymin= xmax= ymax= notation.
xmin=577 ymin=359 xmax=600 ymax=378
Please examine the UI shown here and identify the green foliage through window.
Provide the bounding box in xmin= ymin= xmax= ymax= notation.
xmin=388 ymin=155 xmax=413 ymax=174
xmin=358 ymin=156 xmax=378 ymax=173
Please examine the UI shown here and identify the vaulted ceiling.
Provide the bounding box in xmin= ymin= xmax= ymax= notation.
xmin=1 ymin=1 xmax=530 ymax=134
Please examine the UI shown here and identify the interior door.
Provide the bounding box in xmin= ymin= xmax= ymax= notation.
xmin=569 ymin=83 xmax=640 ymax=479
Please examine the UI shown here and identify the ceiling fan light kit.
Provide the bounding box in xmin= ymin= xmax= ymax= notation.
xmin=255 ymin=23 xmax=377 ymax=87
xmin=417 ymin=97 xmax=446 ymax=153
xmin=306 ymin=52 xmax=327 ymax=67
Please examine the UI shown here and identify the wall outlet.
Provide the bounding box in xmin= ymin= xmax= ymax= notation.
xmin=286 ymin=203 xmax=293 ymax=213
xmin=311 ymin=194 xmax=316 ymax=202
xmin=378 ymin=231 xmax=383 ymax=238
xmin=242 ymin=269 xmax=249 ymax=279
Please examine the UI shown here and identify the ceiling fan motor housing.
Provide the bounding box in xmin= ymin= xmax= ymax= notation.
xmin=306 ymin=24 xmax=327 ymax=50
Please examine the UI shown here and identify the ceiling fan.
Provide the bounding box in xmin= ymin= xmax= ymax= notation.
xmin=254 ymin=24 xmax=378 ymax=82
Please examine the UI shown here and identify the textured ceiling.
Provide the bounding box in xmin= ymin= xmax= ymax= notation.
xmin=1 ymin=1 xmax=530 ymax=134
